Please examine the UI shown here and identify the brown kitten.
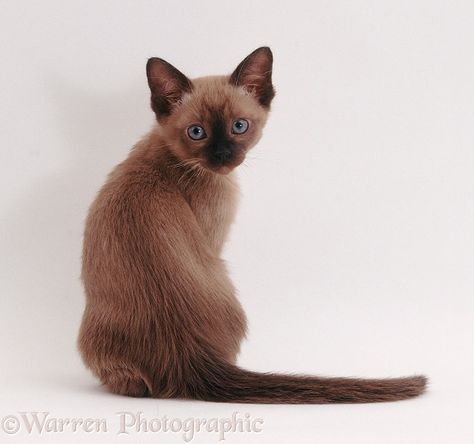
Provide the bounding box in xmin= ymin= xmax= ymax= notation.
xmin=78 ymin=47 xmax=427 ymax=403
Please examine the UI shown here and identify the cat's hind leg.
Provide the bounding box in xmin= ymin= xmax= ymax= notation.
xmin=97 ymin=366 xmax=152 ymax=398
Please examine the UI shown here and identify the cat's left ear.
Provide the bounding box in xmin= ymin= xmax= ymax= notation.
xmin=230 ymin=47 xmax=275 ymax=108
xmin=146 ymin=58 xmax=193 ymax=118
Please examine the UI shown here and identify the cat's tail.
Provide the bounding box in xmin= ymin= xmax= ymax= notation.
xmin=185 ymin=353 xmax=427 ymax=404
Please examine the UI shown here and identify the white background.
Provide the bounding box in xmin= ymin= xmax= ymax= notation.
xmin=1 ymin=0 xmax=473 ymax=442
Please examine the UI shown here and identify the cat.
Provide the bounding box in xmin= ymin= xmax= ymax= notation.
xmin=78 ymin=47 xmax=426 ymax=403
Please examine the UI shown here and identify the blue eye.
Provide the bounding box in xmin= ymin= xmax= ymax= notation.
xmin=232 ymin=119 xmax=249 ymax=134
xmin=187 ymin=125 xmax=206 ymax=140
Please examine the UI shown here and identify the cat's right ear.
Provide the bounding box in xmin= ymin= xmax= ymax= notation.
xmin=146 ymin=58 xmax=193 ymax=118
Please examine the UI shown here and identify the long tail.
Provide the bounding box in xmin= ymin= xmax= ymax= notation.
xmin=185 ymin=353 xmax=427 ymax=404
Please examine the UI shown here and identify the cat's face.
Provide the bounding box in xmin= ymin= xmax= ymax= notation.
xmin=146 ymin=47 xmax=275 ymax=174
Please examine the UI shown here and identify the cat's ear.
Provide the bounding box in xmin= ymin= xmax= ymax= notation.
xmin=146 ymin=58 xmax=193 ymax=117
xmin=230 ymin=47 xmax=275 ymax=108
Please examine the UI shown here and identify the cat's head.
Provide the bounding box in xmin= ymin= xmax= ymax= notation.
xmin=146 ymin=47 xmax=275 ymax=174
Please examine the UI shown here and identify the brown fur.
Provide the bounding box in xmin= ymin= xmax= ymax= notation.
xmin=78 ymin=47 xmax=427 ymax=403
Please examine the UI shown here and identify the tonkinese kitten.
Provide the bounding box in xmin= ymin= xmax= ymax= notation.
xmin=79 ymin=47 xmax=426 ymax=403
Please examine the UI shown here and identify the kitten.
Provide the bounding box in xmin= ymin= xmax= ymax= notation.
xmin=78 ymin=47 xmax=426 ymax=402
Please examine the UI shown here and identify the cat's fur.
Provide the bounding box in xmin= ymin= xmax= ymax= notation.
xmin=78 ymin=47 xmax=427 ymax=403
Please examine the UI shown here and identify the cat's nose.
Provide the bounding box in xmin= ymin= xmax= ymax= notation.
xmin=209 ymin=147 xmax=233 ymax=165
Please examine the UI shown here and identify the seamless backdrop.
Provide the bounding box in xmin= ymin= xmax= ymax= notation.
xmin=1 ymin=1 xmax=473 ymax=442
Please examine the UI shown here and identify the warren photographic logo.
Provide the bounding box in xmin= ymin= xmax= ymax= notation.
xmin=0 ymin=411 xmax=263 ymax=441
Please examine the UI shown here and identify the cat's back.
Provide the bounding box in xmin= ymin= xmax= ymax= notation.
xmin=81 ymin=146 xmax=189 ymax=287
xmin=86 ymin=142 xmax=182 ymax=227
